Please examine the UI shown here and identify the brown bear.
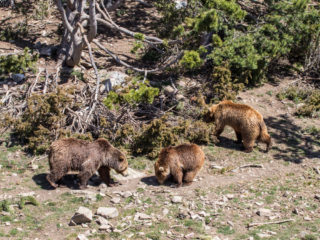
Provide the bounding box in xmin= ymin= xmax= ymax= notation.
xmin=204 ymin=100 xmax=272 ymax=153
xmin=154 ymin=144 xmax=205 ymax=187
xmin=46 ymin=138 xmax=128 ymax=189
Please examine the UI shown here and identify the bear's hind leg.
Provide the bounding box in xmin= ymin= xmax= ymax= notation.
xmin=98 ymin=166 xmax=120 ymax=187
xmin=78 ymin=160 xmax=95 ymax=189
xmin=46 ymin=174 xmax=58 ymax=188
xmin=46 ymin=169 xmax=67 ymax=189
xmin=183 ymin=168 xmax=200 ymax=186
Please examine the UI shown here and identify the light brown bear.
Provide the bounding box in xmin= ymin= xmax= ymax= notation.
xmin=154 ymin=144 xmax=205 ymax=187
xmin=204 ymin=100 xmax=272 ymax=153
xmin=46 ymin=138 xmax=128 ymax=189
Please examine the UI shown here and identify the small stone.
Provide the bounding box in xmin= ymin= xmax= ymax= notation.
xmin=190 ymin=213 xmax=201 ymax=220
xmin=171 ymin=196 xmax=182 ymax=203
xmin=304 ymin=216 xmax=311 ymax=221
xmin=227 ymin=220 xmax=234 ymax=227
xmin=212 ymin=237 xmax=221 ymax=240
xmin=164 ymin=86 xmax=175 ymax=96
xmin=282 ymin=191 xmax=290 ymax=197
xmin=226 ymin=194 xmax=235 ymax=200
xmin=17 ymin=227 xmax=23 ymax=231
xmin=76 ymin=234 xmax=88 ymax=240
xmin=162 ymin=208 xmax=169 ymax=216
xmin=177 ymin=209 xmax=188 ymax=219
xmin=81 ymin=223 xmax=88 ymax=228
xmin=256 ymin=208 xmax=272 ymax=217
xmin=176 ymin=94 xmax=185 ymax=101
xmin=5 ymin=222 xmax=10 ymax=226
xmin=292 ymin=208 xmax=299 ymax=215
xmin=69 ymin=206 xmax=93 ymax=225
xmin=134 ymin=213 xmax=152 ymax=221
xmin=210 ymin=164 xmax=223 ymax=169
xmin=256 ymin=233 xmax=271 ymax=238
xmin=96 ymin=207 xmax=119 ymax=219
xmin=255 ymin=202 xmax=264 ymax=206
xmin=96 ymin=216 xmax=109 ymax=226
xmin=198 ymin=211 xmax=208 ymax=217
xmin=185 ymin=232 xmax=194 ymax=239
xmin=31 ymin=164 xmax=38 ymax=170
xmin=99 ymin=224 xmax=111 ymax=231
xmin=122 ymin=191 xmax=133 ymax=198
xmin=111 ymin=197 xmax=121 ymax=204
xmin=315 ymin=194 xmax=320 ymax=200
xmin=167 ymin=231 xmax=172 ymax=236
xmin=19 ymin=192 xmax=35 ymax=197
xmin=138 ymin=232 xmax=145 ymax=236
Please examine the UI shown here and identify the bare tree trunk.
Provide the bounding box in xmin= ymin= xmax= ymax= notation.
xmin=55 ymin=0 xmax=98 ymax=67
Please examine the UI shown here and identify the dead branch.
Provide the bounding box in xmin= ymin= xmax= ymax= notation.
xmin=248 ymin=219 xmax=294 ymax=228
xmin=43 ymin=68 xmax=49 ymax=94
xmin=27 ymin=68 xmax=44 ymax=97
xmin=78 ymin=24 xmax=101 ymax=125
xmin=231 ymin=164 xmax=264 ymax=172
xmin=93 ymin=39 xmax=183 ymax=73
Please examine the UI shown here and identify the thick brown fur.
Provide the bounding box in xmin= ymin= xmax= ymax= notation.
xmin=46 ymin=138 xmax=128 ymax=189
xmin=204 ymin=100 xmax=272 ymax=153
xmin=154 ymin=144 xmax=205 ymax=187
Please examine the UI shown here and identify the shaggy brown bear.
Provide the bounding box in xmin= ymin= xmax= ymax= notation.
xmin=204 ymin=100 xmax=272 ymax=153
xmin=154 ymin=144 xmax=205 ymax=187
xmin=46 ymin=138 xmax=128 ymax=189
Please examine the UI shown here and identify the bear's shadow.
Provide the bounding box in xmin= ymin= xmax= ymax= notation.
xmin=215 ymin=136 xmax=267 ymax=153
xmin=140 ymin=175 xmax=185 ymax=188
xmin=32 ymin=173 xmax=102 ymax=190
xmin=215 ymin=136 xmax=243 ymax=151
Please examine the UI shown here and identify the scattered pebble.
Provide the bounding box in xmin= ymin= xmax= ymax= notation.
xmin=111 ymin=197 xmax=121 ymax=204
xmin=96 ymin=207 xmax=119 ymax=219
xmin=171 ymin=196 xmax=182 ymax=203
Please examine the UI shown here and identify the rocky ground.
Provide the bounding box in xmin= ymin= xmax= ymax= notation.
xmin=0 ymin=79 xmax=320 ymax=240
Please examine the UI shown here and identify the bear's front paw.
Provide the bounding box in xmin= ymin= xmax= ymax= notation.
xmin=107 ymin=181 xmax=121 ymax=187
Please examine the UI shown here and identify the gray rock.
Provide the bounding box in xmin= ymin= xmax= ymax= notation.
xmin=162 ymin=208 xmax=169 ymax=216
xmin=96 ymin=207 xmax=119 ymax=219
xmin=111 ymin=197 xmax=121 ymax=204
xmin=174 ymin=0 xmax=187 ymax=9
xmin=96 ymin=216 xmax=109 ymax=226
xmin=256 ymin=208 xmax=272 ymax=217
xmin=226 ymin=194 xmax=235 ymax=200
xmin=171 ymin=196 xmax=182 ymax=203
xmin=76 ymin=234 xmax=88 ymax=240
xmin=122 ymin=191 xmax=133 ymax=198
xmin=256 ymin=233 xmax=271 ymax=238
xmin=164 ymin=86 xmax=175 ymax=96
xmin=134 ymin=213 xmax=152 ymax=221
xmin=11 ymin=73 xmax=25 ymax=83
xmin=315 ymin=194 xmax=320 ymax=200
xmin=100 ymin=71 xmax=128 ymax=92
xmin=176 ymin=94 xmax=185 ymax=101
xmin=69 ymin=206 xmax=92 ymax=225
xmin=185 ymin=232 xmax=194 ymax=239
xmin=210 ymin=164 xmax=223 ymax=169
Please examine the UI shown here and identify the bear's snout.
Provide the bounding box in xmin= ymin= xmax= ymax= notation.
xmin=120 ymin=168 xmax=128 ymax=177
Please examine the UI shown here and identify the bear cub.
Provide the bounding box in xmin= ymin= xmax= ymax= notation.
xmin=154 ymin=144 xmax=205 ymax=187
xmin=47 ymin=138 xmax=128 ymax=189
xmin=204 ymin=100 xmax=272 ymax=153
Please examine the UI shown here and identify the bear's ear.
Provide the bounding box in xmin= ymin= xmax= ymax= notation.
xmin=159 ymin=167 xmax=164 ymax=172
xmin=119 ymin=155 xmax=125 ymax=162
